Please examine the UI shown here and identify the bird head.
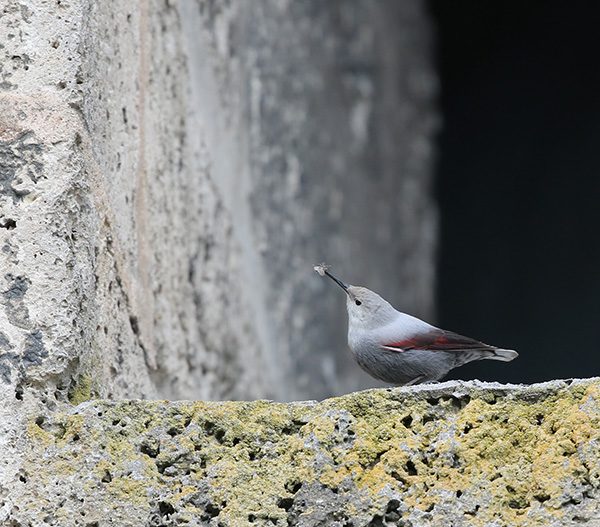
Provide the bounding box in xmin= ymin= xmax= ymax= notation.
xmin=345 ymin=286 xmax=398 ymax=330
xmin=318 ymin=267 xmax=398 ymax=330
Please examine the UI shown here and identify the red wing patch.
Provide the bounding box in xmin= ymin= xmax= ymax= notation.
xmin=383 ymin=329 xmax=494 ymax=352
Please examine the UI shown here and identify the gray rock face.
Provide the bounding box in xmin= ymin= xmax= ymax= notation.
xmin=0 ymin=0 xmax=437 ymax=404
xmin=0 ymin=1 xmax=438 ymax=524
xmin=180 ymin=0 xmax=439 ymax=399
xmin=4 ymin=3 xmax=596 ymax=526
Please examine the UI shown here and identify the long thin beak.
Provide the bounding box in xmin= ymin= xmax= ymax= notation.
xmin=324 ymin=270 xmax=350 ymax=294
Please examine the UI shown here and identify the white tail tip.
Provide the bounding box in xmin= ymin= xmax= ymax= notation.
xmin=491 ymin=349 xmax=519 ymax=362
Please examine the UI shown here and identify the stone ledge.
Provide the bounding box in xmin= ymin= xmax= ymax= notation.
xmin=10 ymin=378 xmax=600 ymax=526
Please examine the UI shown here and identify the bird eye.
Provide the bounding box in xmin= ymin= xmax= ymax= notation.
xmin=355 ymin=299 xmax=362 ymax=306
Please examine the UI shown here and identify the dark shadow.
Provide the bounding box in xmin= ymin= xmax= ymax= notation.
xmin=429 ymin=1 xmax=600 ymax=383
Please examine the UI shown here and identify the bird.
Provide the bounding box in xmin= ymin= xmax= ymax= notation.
xmin=315 ymin=264 xmax=518 ymax=385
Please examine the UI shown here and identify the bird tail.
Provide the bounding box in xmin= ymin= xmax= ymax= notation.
xmin=489 ymin=348 xmax=519 ymax=362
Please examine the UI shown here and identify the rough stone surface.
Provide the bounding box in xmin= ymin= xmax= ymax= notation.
xmin=2 ymin=3 xmax=592 ymax=526
xmin=0 ymin=1 xmax=439 ymax=520
xmin=0 ymin=0 xmax=437 ymax=406
xmin=2 ymin=378 xmax=598 ymax=526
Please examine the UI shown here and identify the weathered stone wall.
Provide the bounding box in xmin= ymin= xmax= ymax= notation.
xmin=3 ymin=3 xmax=595 ymax=526
xmin=0 ymin=0 xmax=437 ymax=407
xmin=1 ymin=1 xmax=438 ymax=518
xmin=178 ymin=0 xmax=439 ymax=399
xmin=4 ymin=379 xmax=599 ymax=526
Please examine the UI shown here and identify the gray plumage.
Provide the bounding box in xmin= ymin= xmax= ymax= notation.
xmin=317 ymin=266 xmax=518 ymax=385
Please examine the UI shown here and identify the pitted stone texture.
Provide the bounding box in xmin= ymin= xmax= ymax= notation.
xmin=0 ymin=97 xmax=102 ymax=395
xmin=1 ymin=0 xmax=437 ymax=404
xmin=5 ymin=379 xmax=600 ymax=526
xmin=1 ymin=3 xmax=440 ymax=523
xmin=0 ymin=0 xmax=266 ymax=405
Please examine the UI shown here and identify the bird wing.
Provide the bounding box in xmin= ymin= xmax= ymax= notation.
xmin=382 ymin=328 xmax=495 ymax=353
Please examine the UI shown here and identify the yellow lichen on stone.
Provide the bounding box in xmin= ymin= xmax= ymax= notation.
xmin=68 ymin=372 xmax=95 ymax=405
xmin=27 ymin=416 xmax=55 ymax=448
xmin=20 ymin=379 xmax=600 ymax=526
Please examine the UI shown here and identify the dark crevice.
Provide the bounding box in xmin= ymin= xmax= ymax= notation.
xmin=401 ymin=415 xmax=413 ymax=428
xmin=391 ymin=471 xmax=408 ymax=486
xmin=0 ymin=218 xmax=16 ymax=229
xmin=366 ymin=514 xmax=385 ymax=527
xmin=405 ymin=459 xmax=417 ymax=476
xmin=422 ymin=414 xmax=436 ymax=425
xmin=277 ymin=497 xmax=294 ymax=511
xmin=158 ymin=501 xmax=175 ymax=518
xmin=285 ymin=480 xmax=303 ymax=494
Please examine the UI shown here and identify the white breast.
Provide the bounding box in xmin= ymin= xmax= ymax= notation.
xmin=349 ymin=311 xmax=434 ymax=350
